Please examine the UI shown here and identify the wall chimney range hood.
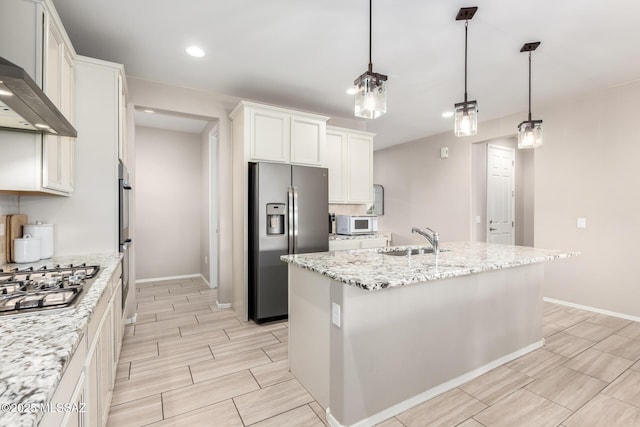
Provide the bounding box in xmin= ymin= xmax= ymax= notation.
xmin=0 ymin=57 xmax=77 ymax=137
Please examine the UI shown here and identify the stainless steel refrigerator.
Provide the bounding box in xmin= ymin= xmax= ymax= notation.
xmin=248 ymin=162 xmax=329 ymax=323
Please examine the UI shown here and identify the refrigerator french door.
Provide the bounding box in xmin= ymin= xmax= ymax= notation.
xmin=248 ymin=162 xmax=328 ymax=323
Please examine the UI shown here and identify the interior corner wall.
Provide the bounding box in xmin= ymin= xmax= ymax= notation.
xmin=135 ymin=126 xmax=202 ymax=279
xmin=374 ymin=79 xmax=640 ymax=318
xmin=200 ymin=124 xmax=213 ymax=284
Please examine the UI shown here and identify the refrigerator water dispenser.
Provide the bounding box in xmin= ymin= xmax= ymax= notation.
xmin=266 ymin=203 xmax=285 ymax=235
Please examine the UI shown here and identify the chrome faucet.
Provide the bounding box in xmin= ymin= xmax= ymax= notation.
xmin=411 ymin=227 xmax=439 ymax=255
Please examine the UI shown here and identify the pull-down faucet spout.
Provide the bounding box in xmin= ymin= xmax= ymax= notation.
xmin=411 ymin=227 xmax=439 ymax=255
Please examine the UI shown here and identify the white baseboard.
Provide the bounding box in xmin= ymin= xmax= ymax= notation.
xmin=544 ymin=297 xmax=640 ymax=323
xmin=325 ymin=340 xmax=544 ymax=427
xmin=216 ymin=301 xmax=232 ymax=309
xmin=136 ymin=274 xmax=202 ymax=284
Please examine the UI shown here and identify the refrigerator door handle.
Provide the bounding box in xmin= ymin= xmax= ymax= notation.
xmin=292 ymin=187 xmax=299 ymax=253
xmin=288 ymin=187 xmax=295 ymax=254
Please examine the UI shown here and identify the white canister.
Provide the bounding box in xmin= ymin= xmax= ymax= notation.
xmin=14 ymin=234 xmax=41 ymax=263
xmin=23 ymin=222 xmax=54 ymax=259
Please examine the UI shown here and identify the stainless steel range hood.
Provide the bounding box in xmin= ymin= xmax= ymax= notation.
xmin=0 ymin=56 xmax=77 ymax=137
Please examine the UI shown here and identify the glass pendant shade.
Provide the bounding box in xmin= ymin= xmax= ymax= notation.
xmin=454 ymin=100 xmax=478 ymax=136
xmin=354 ymin=71 xmax=387 ymax=119
xmin=517 ymin=120 xmax=543 ymax=149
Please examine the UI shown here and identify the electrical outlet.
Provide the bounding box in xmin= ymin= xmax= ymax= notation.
xmin=440 ymin=147 xmax=449 ymax=159
xmin=204 ymin=255 xmax=208 ymax=265
xmin=332 ymin=302 xmax=341 ymax=328
xmin=577 ymin=218 xmax=586 ymax=229
xmin=475 ymin=216 xmax=481 ymax=224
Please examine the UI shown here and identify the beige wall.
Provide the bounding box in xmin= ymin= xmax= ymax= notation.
xmin=374 ymin=79 xmax=640 ymax=318
xmin=199 ymin=123 xmax=213 ymax=283
xmin=135 ymin=126 xmax=202 ymax=279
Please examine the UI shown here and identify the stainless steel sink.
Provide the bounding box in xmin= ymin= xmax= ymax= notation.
xmin=383 ymin=248 xmax=445 ymax=256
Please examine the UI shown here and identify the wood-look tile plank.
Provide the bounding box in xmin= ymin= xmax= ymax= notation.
xmin=173 ymin=300 xmax=218 ymax=312
xmin=179 ymin=318 xmax=243 ymax=337
xmin=190 ymin=348 xmax=271 ymax=383
xmin=617 ymin=321 xmax=640 ymax=341
xmin=455 ymin=419 xmax=485 ymax=427
xmin=106 ymin=395 xmax=163 ymax=427
xmin=564 ymin=394 xmax=640 ymax=426
xmin=195 ymin=309 xmax=239 ymax=324
xmin=474 ymin=389 xmax=571 ymax=427
xmin=252 ymin=404 xmax=324 ymax=427
xmin=632 ymin=360 xmax=640 ymax=372
xmin=135 ymin=281 xmax=155 ymax=289
xmin=374 ymin=417 xmax=405 ymax=427
xmin=135 ymin=295 xmax=155 ymax=303
xmin=543 ymin=310 xmax=591 ymax=329
xmin=586 ymin=313 xmax=633 ymax=331
xmin=129 ymin=346 xmax=213 ymax=379
xmin=543 ymin=332 xmax=595 ymax=358
xmin=459 ymin=366 xmax=534 ymax=405
xmin=593 ymin=334 xmax=640 ymax=360
xmin=272 ymin=327 xmax=289 ymax=343
xmin=506 ymin=349 xmax=568 ymax=379
xmin=251 ymin=359 xmax=294 ymax=388
xmin=138 ymin=299 xmax=183 ymax=312
xmin=134 ymin=313 xmax=157 ymax=325
xmin=233 ymin=379 xmax=314 ymax=425
xmin=146 ymin=399 xmax=243 ymax=427
xmin=396 ymin=388 xmax=486 ymax=426
xmin=155 ymin=307 xmax=212 ymax=322
xmin=543 ymin=322 xmax=565 ymax=338
xmin=162 ymin=370 xmax=259 ymax=418
xmin=133 ymin=315 xmax=198 ymax=335
xmin=525 ymin=365 xmax=607 ymax=411
xmin=111 ymin=366 xmax=192 ymax=406
xmin=543 ymin=302 xmax=564 ymax=316
xmin=115 ymin=362 xmax=130 ymax=383
xmin=210 ymin=332 xmax=279 ymax=358
xmin=309 ymin=401 xmax=328 ymax=426
xmin=123 ymin=327 xmax=181 ymax=346
xmin=137 ymin=286 xmax=169 ymax=296
xmin=564 ymin=321 xmax=617 ymax=342
xmin=602 ymin=369 xmax=640 ymax=407
xmin=263 ymin=342 xmax=288 ymax=362
xmin=224 ymin=321 xmax=286 ymax=340
xmin=563 ymin=348 xmax=634 ymax=382
xmin=157 ymin=330 xmax=229 ymax=356
xmin=118 ymin=342 xmax=158 ymax=363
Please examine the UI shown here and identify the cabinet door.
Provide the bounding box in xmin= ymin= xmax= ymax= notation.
xmin=249 ymin=108 xmax=290 ymax=163
xmin=290 ymin=116 xmax=325 ymax=166
xmin=88 ymin=344 xmax=99 ymax=427
xmin=61 ymin=372 xmax=86 ymax=427
xmin=118 ymin=73 xmax=127 ymax=164
xmin=347 ymin=134 xmax=373 ymax=203
xmin=99 ymin=307 xmax=113 ymax=426
xmin=112 ymin=282 xmax=123 ymax=380
xmin=325 ymin=131 xmax=347 ymax=203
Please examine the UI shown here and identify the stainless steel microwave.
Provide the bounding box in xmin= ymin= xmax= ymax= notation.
xmin=336 ymin=215 xmax=378 ymax=235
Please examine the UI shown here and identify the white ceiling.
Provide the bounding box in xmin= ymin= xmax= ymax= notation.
xmin=51 ymin=0 xmax=640 ymax=150
xmin=134 ymin=109 xmax=211 ymax=135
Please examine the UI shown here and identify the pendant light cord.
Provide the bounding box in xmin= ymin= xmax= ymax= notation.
xmin=464 ymin=20 xmax=468 ymax=103
xmin=528 ymin=51 xmax=532 ymax=121
xmin=368 ymin=0 xmax=373 ymax=73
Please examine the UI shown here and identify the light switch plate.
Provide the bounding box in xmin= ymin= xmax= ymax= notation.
xmin=577 ymin=218 xmax=586 ymax=229
xmin=440 ymin=147 xmax=449 ymax=159
xmin=332 ymin=302 xmax=341 ymax=328
xmin=475 ymin=216 xmax=481 ymax=224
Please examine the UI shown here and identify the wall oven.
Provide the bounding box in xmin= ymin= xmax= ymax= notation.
xmin=118 ymin=160 xmax=132 ymax=310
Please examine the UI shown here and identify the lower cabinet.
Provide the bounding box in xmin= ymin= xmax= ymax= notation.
xmin=329 ymin=236 xmax=389 ymax=251
xmin=41 ymin=263 xmax=123 ymax=427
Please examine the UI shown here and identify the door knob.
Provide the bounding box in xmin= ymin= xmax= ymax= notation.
xmin=489 ymin=227 xmax=496 ymax=231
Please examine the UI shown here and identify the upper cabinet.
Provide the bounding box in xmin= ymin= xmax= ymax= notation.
xmin=231 ymin=101 xmax=328 ymax=166
xmin=0 ymin=0 xmax=76 ymax=195
xmin=326 ymin=126 xmax=374 ymax=204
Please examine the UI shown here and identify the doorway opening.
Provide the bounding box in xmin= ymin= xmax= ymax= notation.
xmin=471 ymin=137 xmax=534 ymax=246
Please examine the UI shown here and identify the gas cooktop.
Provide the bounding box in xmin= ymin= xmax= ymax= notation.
xmin=0 ymin=263 xmax=100 ymax=316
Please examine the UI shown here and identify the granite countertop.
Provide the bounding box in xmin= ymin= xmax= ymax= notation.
xmin=281 ymin=241 xmax=578 ymax=291
xmin=0 ymin=253 xmax=122 ymax=427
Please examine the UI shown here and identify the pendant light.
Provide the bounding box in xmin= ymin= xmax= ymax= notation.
xmin=454 ymin=7 xmax=478 ymax=137
xmin=517 ymin=41 xmax=543 ymax=149
xmin=354 ymin=0 xmax=388 ymax=119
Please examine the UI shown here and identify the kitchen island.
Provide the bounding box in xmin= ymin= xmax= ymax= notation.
xmin=0 ymin=253 xmax=122 ymax=427
xmin=281 ymin=242 xmax=577 ymax=427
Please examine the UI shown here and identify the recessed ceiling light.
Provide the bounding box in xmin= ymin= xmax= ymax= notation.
xmin=346 ymin=87 xmax=357 ymax=95
xmin=0 ymin=89 xmax=13 ymax=97
xmin=185 ymin=46 xmax=205 ymax=58
xmin=142 ymin=109 xmax=156 ymax=114
xmin=442 ymin=111 xmax=454 ymax=118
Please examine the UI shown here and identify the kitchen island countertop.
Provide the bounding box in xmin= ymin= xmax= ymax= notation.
xmin=0 ymin=252 xmax=122 ymax=427
xmin=281 ymin=241 xmax=578 ymax=291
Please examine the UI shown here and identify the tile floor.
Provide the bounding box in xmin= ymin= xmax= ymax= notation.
xmin=107 ymin=277 xmax=640 ymax=426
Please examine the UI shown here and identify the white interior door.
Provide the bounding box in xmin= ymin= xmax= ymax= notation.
xmin=487 ymin=144 xmax=515 ymax=244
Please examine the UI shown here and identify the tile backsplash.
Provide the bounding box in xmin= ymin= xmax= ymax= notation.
xmin=0 ymin=194 xmax=19 ymax=216
xmin=329 ymin=204 xmax=369 ymax=216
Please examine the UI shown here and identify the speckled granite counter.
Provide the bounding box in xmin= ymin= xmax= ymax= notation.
xmin=328 ymin=232 xmax=388 ymax=241
xmin=0 ymin=253 xmax=122 ymax=427
xmin=282 ymin=241 xmax=578 ymax=291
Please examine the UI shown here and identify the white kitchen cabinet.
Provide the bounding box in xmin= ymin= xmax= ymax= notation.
xmin=326 ymin=126 xmax=374 ymax=204
xmin=0 ymin=0 xmax=76 ymax=195
xmin=329 ymin=236 xmax=388 ymax=251
xmin=231 ymin=101 xmax=328 ymax=166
